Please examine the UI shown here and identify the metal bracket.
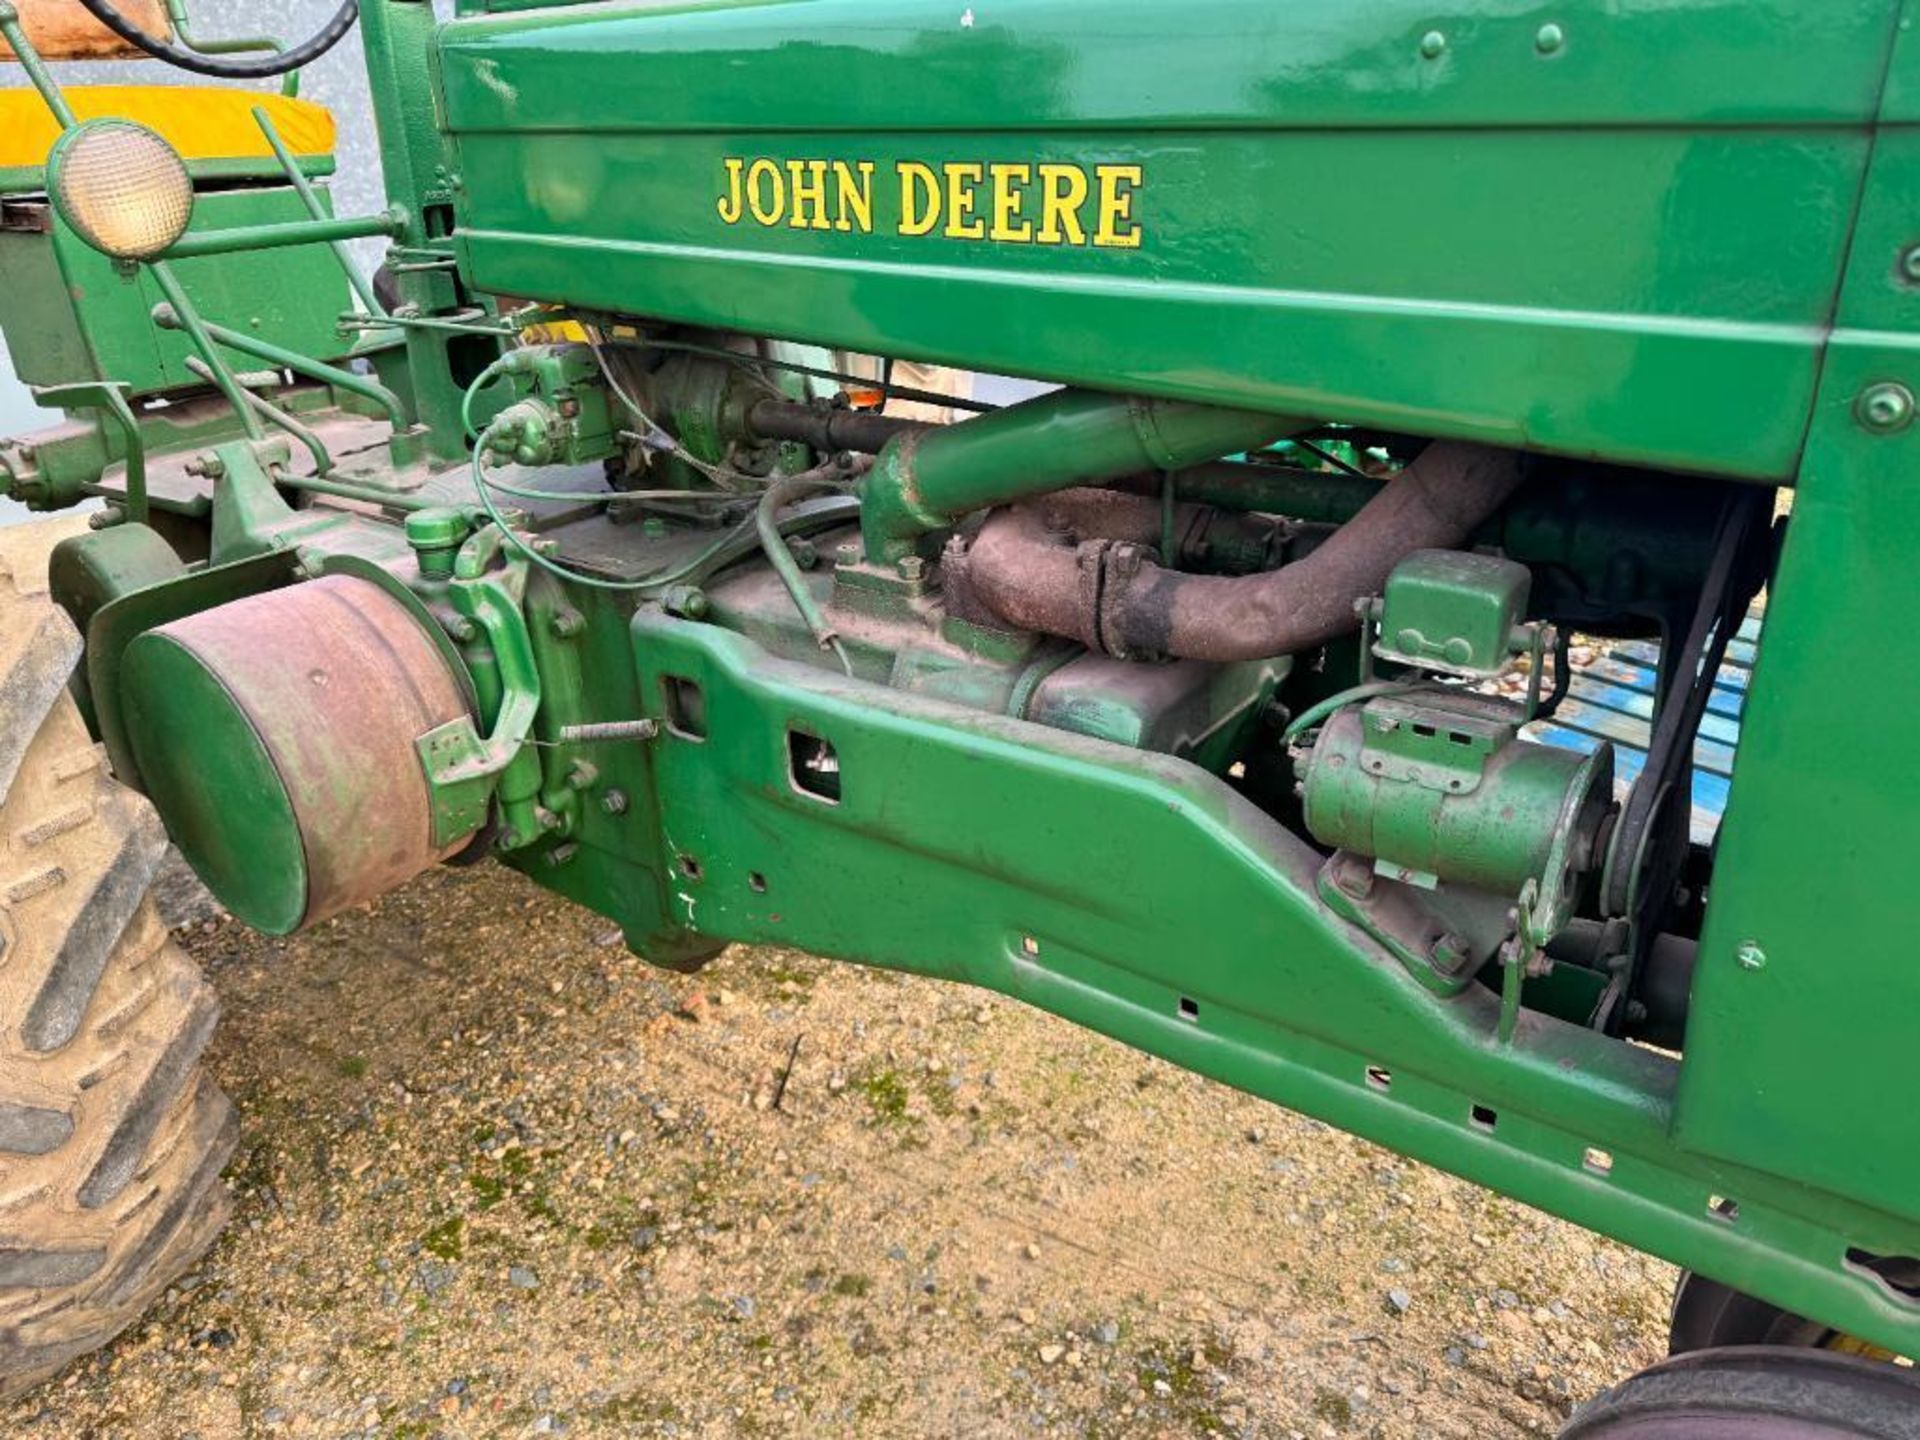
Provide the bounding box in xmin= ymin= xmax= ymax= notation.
xmin=28 ymin=381 xmax=146 ymax=521
xmin=1356 ymin=693 xmax=1514 ymax=796
xmin=1317 ymin=850 xmax=1513 ymax=997
xmin=204 ymin=436 xmax=358 ymax=564
xmin=414 ymin=525 xmax=546 ymax=850
xmin=415 ymin=720 xmax=497 ymax=849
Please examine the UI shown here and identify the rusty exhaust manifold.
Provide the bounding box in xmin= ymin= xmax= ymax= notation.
xmin=967 ymin=441 xmax=1525 ymax=662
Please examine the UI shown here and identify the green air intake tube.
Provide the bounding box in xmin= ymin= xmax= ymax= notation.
xmin=858 ymin=388 xmax=1303 ymax=564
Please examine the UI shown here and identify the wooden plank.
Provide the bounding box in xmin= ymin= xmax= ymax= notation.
xmin=1548 ymin=682 xmax=1745 ymax=752
xmin=1588 ymin=653 xmax=1750 ymax=702
xmin=1535 ymin=697 xmax=1736 ymax=777
xmin=1614 ymin=633 xmax=1757 ymax=671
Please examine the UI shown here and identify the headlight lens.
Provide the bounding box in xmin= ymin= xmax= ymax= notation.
xmin=48 ymin=120 xmax=194 ymax=261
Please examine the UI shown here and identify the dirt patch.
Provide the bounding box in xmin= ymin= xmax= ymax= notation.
xmin=5 ymin=863 xmax=1671 ymax=1437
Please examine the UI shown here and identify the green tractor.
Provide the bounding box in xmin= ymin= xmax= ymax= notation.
xmin=2 ymin=0 xmax=1919 ymax=1429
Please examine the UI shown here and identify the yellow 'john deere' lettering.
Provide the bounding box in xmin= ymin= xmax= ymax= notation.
xmin=716 ymin=157 xmax=1143 ymax=248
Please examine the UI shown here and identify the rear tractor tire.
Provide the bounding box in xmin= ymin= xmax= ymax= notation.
xmin=1670 ymin=1270 xmax=1913 ymax=1361
xmin=0 ymin=529 xmax=235 ymax=1400
xmin=1559 ymin=1347 xmax=1920 ymax=1440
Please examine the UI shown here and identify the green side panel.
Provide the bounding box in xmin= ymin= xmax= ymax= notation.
xmin=119 ymin=629 xmax=309 ymax=936
xmin=0 ymin=185 xmax=349 ymax=397
xmin=0 ymin=221 xmax=92 ymax=386
xmin=620 ymin=612 xmax=1920 ymax=1355
xmin=437 ymin=0 xmax=1900 ymax=479
xmin=1675 ymin=19 xmax=1920 ymax=1223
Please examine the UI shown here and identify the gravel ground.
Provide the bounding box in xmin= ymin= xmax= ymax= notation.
xmin=5 ymin=863 xmax=1674 ymax=1439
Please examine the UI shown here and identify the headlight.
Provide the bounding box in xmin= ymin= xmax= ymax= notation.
xmin=47 ymin=119 xmax=194 ymax=262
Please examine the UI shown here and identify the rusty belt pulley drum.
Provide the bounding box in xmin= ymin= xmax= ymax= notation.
xmin=117 ymin=575 xmax=478 ymax=934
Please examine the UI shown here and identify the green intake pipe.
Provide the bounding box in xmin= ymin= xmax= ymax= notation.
xmin=859 ymin=389 xmax=1303 ymax=563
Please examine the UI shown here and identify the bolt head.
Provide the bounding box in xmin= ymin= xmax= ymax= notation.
xmin=897 ymin=554 xmax=926 ymax=582
xmin=663 ymin=584 xmax=709 ymax=619
xmin=1335 ymin=859 xmax=1375 ymax=900
xmin=1535 ymin=21 xmax=1565 ymax=53
xmin=1419 ymin=29 xmax=1447 ymax=58
xmin=1735 ymin=939 xmax=1767 ymax=972
xmin=601 ymin=788 xmax=630 ymax=816
xmin=1857 ymin=382 xmax=1916 ymax=433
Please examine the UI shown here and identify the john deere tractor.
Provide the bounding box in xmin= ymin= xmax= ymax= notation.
xmin=2 ymin=0 xmax=1918 ymax=1429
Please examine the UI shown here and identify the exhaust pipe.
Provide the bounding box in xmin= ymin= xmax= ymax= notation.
xmin=967 ymin=441 xmax=1525 ymax=662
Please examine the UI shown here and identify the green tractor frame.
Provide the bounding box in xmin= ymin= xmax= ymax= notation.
xmin=1 ymin=0 xmax=1918 ymax=1430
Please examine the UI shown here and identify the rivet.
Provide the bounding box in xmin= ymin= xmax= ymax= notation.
xmin=1535 ymin=22 xmax=1565 ymax=54
xmin=1857 ymin=382 xmax=1916 ymax=434
xmin=1734 ymin=940 xmax=1767 ymax=972
xmin=1419 ymin=30 xmax=1447 ymax=58
xmin=1900 ymin=244 xmax=1920 ymax=283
